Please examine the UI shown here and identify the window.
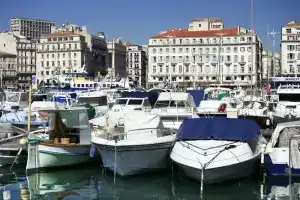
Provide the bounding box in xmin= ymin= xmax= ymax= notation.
xmin=52 ymin=61 xmax=54 ymax=66
xmin=240 ymin=47 xmax=245 ymax=52
xmin=288 ymin=45 xmax=295 ymax=51
xmin=41 ymin=61 xmax=44 ymax=67
xmin=159 ymin=48 xmax=162 ymax=53
xmin=288 ymin=53 xmax=295 ymax=59
xmin=160 ymin=66 xmax=162 ymax=73
xmin=206 ymin=48 xmax=210 ymax=53
xmin=233 ymin=47 xmax=238 ymax=52
xmin=234 ymin=55 xmax=238 ymax=62
xmin=226 ymin=47 xmax=231 ymax=53
xmin=172 ymin=48 xmax=175 ymax=53
xmin=240 ymin=37 xmax=245 ymax=42
xmin=153 ymin=66 xmax=156 ymax=73
xmin=226 ymin=56 xmax=231 ymax=62
xmin=234 ymin=65 xmax=237 ymax=73
xmin=241 ymin=55 xmax=245 ymax=62
xmin=152 ymin=48 xmax=156 ymax=54
xmin=179 ymin=66 xmax=182 ymax=73
xmin=212 ymin=48 xmax=217 ymax=53
xmin=248 ymin=55 xmax=252 ymax=62
xmin=185 ymin=48 xmax=189 ymax=53
xmin=166 ymin=66 xmax=169 ymax=73
xmin=74 ymin=60 xmax=77 ymax=66
xmin=179 ymin=48 xmax=182 ymax=53
xmin=166 ymin=48 xmax=169 ymax=53
xmin=199 ymin=24 xmax=201 ymax=27
xmin=153 ymin=56 xmax=156 ymax=63
xmin=286 ymin=29 xmax=292 ymax=34
xmin=172 ymin=65 xmax=175 ymax=72
xmin=74 ymin=53 xmax=77 ymax=57
xmin=185 ymin=65 xmax=189 ymax=72
xmin=74 ymin=44 xmax=77 ymax=49
xmin=247 ymin=47 xmax=252 ymax=52
xmin=241 ymin=66 xmax=245 ymax=73
xmin=52 ymin=54 xmax=54 ymax=58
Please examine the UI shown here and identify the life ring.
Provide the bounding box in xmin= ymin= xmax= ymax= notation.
xmin=218 ymin=103 xmax=227 ymax=112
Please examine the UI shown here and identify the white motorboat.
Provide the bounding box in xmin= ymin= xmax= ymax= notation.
xmin=170 ymin=118 xmax=262 ymax=184
xmin=91 ymin=111 xmax=176 ymax=176
xmin=263 ymin=121 xmax=300 ymax=176
xmin=26 ymin=106 xmax=92 ymax=171
xmin=272 ymin=84 xmax=300 ymax=125
xmin=1 ymin=91 xmax=29 ymax=113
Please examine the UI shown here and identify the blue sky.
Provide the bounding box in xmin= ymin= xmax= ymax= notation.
xmin=1 ymin=0 xmax=299 ymax=51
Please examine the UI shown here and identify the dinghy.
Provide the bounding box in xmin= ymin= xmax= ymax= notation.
xmin=170 ymin=118 xmax=262 ymax=184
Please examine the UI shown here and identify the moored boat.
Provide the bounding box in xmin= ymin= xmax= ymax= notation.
xmin=26 ymin=106 xmax=92 ymax=172
xmin=170 ymin=118 xmax=263 ymax=184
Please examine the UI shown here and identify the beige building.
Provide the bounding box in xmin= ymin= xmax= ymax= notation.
xmin=36 ymin=24 xmax=108 ymax=85
xmin=262 ymin=50 xmax=281 ymax=78
xmin=148 ymin=18 xmax=263 ymax=87
xmin=125 ymin=42 xmax=147 ymax=87
xmin=281 ymin=21 xmax=300 ymax=75
xmin=107 ymin=39 xmax=127 ymax=79
xmin=0 ymin=32 xmax=18 ymax=88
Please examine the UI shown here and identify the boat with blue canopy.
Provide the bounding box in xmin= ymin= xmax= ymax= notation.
xmin=170 ymin=118 xmax=264 ymax=184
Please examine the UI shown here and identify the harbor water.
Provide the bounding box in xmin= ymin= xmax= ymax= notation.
xmin=0 ymin=164 xmax=295 ymax=200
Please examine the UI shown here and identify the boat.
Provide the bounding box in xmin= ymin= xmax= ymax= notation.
xmin=151 ymin=92 xmax=199 ymax=129
xmin=0 ymin=101 xmax=54 ymax=130
xmin=0 ymin=124 xmax=28 ymax=167
xmin=170 ymin=118 xmax=262 ymax=184
xmin=26 ymin=106 xmax=92 ymax=172
xmin=263 ymin=121 xmax=300 ymax=176
xmin=1 ymin=91 xmax=29 ymax=113
xmin=272 ymin=84 xmax=300 ymax=125
xmin=91 ymin=111 xmax=176 ymax=176
xmin=76 ymin=91 xmax=109 ymax=118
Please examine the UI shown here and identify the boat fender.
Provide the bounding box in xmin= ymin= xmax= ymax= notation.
xmin=217 ymin=103 xmax=227 ymax=112
xmin=19 ymin=138 xmax=28 ymax=145
xmin=3 ymin=190 xmax=11 ymax=200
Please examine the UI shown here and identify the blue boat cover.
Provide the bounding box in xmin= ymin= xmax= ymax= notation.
xmin=177 ymin=118 xmax=260 ymax=145
xmin=121 ymin=92 xmax=159 ymax=107
xmin=186 ymin=90 xmax=205 ymax=106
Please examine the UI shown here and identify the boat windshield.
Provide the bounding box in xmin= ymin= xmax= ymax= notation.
xmin=48 ymin=109 xmax=89 ymax=129
xmin=6 ymin=93 xmax=20 ymax=102
xmin=115 ymin=99 xmax=128 ymax=105
xmin=154 ymin=100 xmax=189 ymax=108
xmin=77 ymin=96 xmax=107 ymax=106
xmin=277 ymin=127 xmax=300 ymax=147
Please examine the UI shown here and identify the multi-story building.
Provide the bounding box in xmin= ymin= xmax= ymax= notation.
xmin=124 ymin=42 xmax=147 ymax=87
xmin=0 ymin=32 xmax=17 ymax=88
xmin=10 ymin=17 xmax=55 ymax=38
xmin=36 ymin=24 xmax=108 ymax=85
xmin=262 ymin=50 xmax=281 ymax=79
xmin=281 ymin=21 xmax=300 ymax=75
xmin=107 ymin=39 xmax=127 ymax=79
xmin=148 ymin=18 xmax=263 ymax=87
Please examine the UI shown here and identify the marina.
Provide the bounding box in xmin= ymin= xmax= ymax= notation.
xmin=0 ymin=82 xmax=300 ymax=199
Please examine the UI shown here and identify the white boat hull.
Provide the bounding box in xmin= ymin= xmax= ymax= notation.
xmin=170 ymin=140 xmax=260 ymax=184
xmin=174 ymin=156 xmax=258 ymax=184
xmin=26 ymin=143 xmax=91 ymax=171
xmin=94 ymin=141 xmax=173 ymax=176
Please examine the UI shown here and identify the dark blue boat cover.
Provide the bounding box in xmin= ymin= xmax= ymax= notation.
xmin=121 ymin=92 xmax=158 ymax=107
xmin=186 ymin=90 xmax=205 ymax=106
xmin=177 ymin=118 xmax=260 ymax=145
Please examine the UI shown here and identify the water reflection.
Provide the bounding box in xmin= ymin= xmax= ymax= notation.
xmin=0 ymin=166 xmax=277 ymax=200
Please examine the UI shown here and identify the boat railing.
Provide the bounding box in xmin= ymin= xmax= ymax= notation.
xmin=106 ymin=127 xmax=177 ymax=141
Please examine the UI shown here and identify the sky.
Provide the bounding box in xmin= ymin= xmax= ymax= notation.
xmin=1 ymin=0 xmax=299 ymax=51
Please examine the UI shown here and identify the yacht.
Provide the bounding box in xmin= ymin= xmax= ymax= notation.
xmin=1 ymin=91 xmax=29 ymax=113
xmin=170 ymin=118 xmax=262 ymax=184
xmin=272 ymin=84 xmax=300 ymax=125
xmin=91 ymin=111 xmax=176 ymax=176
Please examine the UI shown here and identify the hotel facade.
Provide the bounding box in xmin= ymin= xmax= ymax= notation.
xmin=148 ymin=18 xmax=263 ymax=87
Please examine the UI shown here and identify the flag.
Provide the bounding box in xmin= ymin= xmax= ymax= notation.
xmin=97 ymin=72 xmax=101 ymax=77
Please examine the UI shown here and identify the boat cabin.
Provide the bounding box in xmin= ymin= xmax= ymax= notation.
xmin=3 ymin=91 xmax=29 ymax=111
xmin=40 ymin=107 xmax=91 ymax=145
xmin=77 ymin=94 xmax=108 ymax=107
xmin=152 ymin=92 xmax=197 ymax=114
xmin=112 ymin=97 xmax=152 ymax=112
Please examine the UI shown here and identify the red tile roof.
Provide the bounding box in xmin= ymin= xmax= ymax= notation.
xmin=124 ymin=42 xmax=137 ymax=47
xmin=192 ymin=18 xmax=223 ymax=22
xmin=284 ymin=21 xmax=300 ymax=27
xmin=48 ymin=31 xmax=79 ymax=38
xmin=150 ymin=27 xmax=240 ymax=39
